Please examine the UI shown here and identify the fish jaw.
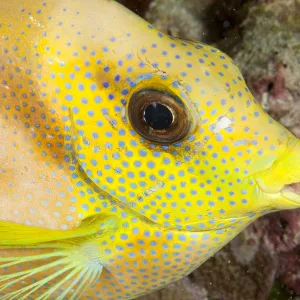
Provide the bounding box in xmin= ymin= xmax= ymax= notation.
xmin=254 ymin=137 xmax=300 ymax=210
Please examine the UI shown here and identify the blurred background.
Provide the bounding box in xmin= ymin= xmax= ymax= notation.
xmin=116 ymin=1 xmax=300 ymax=299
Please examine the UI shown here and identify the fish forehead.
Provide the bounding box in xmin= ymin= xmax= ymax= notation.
xmin=0 ymin=0 xmax=292 ymax=230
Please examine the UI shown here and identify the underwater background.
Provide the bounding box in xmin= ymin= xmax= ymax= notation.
xmin=116 ymin=0 xmax=300 ymax=299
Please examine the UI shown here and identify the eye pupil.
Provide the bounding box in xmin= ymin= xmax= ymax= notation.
xmin=143 ymin=102 xmax=173 ymax=130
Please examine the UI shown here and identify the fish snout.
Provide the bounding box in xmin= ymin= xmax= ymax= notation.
xmin=254 ymin=138 xmax=300 ymax=209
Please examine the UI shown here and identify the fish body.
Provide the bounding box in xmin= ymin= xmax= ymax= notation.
xmin=0 ymin=0 xmax=300 ymax=299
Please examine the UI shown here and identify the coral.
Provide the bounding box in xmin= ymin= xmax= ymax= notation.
xmin=192 ymin=241 xmax=278 ymax=300
xmin=144 ymin=0 xmax=210 ymax=40
xmin=224 ymin=0 xmax=300 ymax=137
xmin=137 ymin=277 xmax=208 ymax=300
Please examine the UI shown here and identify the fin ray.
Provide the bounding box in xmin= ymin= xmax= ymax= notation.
xmin=33 ymin=265 xmax=82 ymax=300
xmin=56 ymin=268 xmax=89 ymax=300
xmin=0 ymin=258 xmax=74 ymax=299
xmin=0 ymin=256 xmax=69 ymax=290
xmin=0 ymin=249 xmax=103 ymax=299
xmin=0 ymin=214 xmax=114 ymax=298
xmin=73 ymin=268 xmax=102 ymax=300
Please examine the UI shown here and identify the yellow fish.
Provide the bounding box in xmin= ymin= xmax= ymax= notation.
xmin=0 ymin=0 xmax=300 ymax=299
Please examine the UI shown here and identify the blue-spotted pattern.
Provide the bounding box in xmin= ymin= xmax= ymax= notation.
xmin=1 ymin=0 xmax=300 ymax=299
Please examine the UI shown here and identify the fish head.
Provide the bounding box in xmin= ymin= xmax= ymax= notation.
xmin=7 ymin=0 xmax=299 ymax=231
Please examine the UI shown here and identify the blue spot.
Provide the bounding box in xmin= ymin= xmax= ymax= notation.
xmin=166 ymin=233 xmax=173 ymax=240
xmin=85 ymin=72 xmax=92 ymax=78
xmin=82 ymin=204 xmax=89 ymax=211
xmin=126 ymin=151 xmax=133 ymax=158
xmin=72 ymin=107 xmax=79 ymax=114
xmin=178 ymin=234 xmax=186 ymax=241
xmin=120 ymin=234 xmax=128 ymax=240
xmin=94 ymin=96 xmax=101 ymax=103
xmin=147 ymin=161 xmax=155 ymax=169
xmin=222 ymin=145 xmax=229 ymax=152
xmin=139 ymin=149 xmax=147 ymax=157
xmin=197 ymin=200 xmax=203 ymax=206
xmin=106 ymin=177 xmax=113 ymax=183
xmin=121 ymin=89 xmax=129 ymax=96
xmin=65 ymin=94 xmax=73 ymax=101
xmin=119 ymin=129 xmax=126 ymax=136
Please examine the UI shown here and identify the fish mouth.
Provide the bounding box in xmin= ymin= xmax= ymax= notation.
xmin=253 ymin=137 xmax=300 ymax=208
xmin=281 ymin=182 xmax=300 ymax=204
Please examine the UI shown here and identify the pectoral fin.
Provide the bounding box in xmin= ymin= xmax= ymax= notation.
xmin=0 ymin=213 xmax=118 ymax=247
xmin=0 ymin=213 xmax=119 ymax=299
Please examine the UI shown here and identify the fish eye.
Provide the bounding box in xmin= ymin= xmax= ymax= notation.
xmin=128 ymin=89 xmax=191 ymax=144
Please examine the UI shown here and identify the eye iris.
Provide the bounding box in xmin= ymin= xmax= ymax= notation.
xmin=143 ymin=102 xmax=173 ymax=130
xmin=128 ymin=88 xmax=192 ymax=144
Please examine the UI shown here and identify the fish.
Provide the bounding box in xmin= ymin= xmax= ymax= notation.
xmin=0 ymin=0 xmax=300 ymax=299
